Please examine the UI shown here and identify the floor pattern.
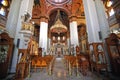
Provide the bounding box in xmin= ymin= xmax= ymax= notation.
xmin=25 ymin=56 xmax=105 ymax=80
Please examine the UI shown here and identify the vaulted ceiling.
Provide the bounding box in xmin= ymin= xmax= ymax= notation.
xmin=32 ymin=0 xmax=85 ymax=43
xmin=32 ymin=0 xmax=84 ymax=24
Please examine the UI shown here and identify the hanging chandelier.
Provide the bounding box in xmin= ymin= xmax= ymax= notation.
xmin=50 ymin=10 xmax=67 ymax=34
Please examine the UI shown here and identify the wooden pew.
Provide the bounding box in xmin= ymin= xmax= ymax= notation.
xmin=31 ymin=55 xmax=54 ymax=72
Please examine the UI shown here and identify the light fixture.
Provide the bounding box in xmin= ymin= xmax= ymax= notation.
xmin=0 ymin=7 xmax=5 ymax=16
xmin=106 ymin=0 xmax=112 ymax=7
xmin=53 ymin=36 xmax=55 ymax=40
xmin=1 ymin=0 xmax=8 ymax=7
xmin=109 ymin=8 xmax=115 ymax=16
xmin=63 ymin=36 xmax=65 ymax=40
xmin=58 ymin=36 xmax=60 ymax=41
xmin=50 ymin=10 xmax=67 ymax=34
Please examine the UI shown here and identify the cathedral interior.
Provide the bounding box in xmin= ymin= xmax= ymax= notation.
xmin=0 ymin=0 xmax=120 ymax=80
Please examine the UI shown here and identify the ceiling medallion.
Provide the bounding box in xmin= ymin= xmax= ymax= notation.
xmin=46 ymin=0 xmax=70 ymax=5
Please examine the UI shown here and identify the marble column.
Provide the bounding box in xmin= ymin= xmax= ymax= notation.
xmin=94 ymin=0 xmax=111 ymax=71
xmin=39 ymin=17 xmax=48 ymax=56
xmin=69 ymin=17 xmax=79 ymax=55
xmin=94 ymin=0 xmax=110 ymax=40
xmin=83 ymin=0 xmax=111 ymax=71
xmin=82 ymin=0 xmax=101 ymax=43
xmin=7 ymin=0 xmax=34 ymax=73
xmin=6 ymin=0 xmax=22 ymax=38
xmin=69 ymin=19 xmax=79 ymax=46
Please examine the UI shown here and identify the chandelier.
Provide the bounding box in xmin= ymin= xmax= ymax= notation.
xmin=50 ymin=10 xmax=67 ymax=34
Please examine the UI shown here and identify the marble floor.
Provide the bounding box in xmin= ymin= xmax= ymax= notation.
xmin=25 ymin=55 xmax=108 ymax=80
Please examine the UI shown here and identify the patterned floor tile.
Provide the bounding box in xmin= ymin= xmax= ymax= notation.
xmin=25 ymin=56 xmax=104 ymax=80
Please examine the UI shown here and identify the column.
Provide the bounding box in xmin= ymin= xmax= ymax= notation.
xmin=94 ymin=0 xmax=111 ymax=71
xmin=8 ymin=0 xmax=34 ymax=73
xmin=39 ymin=17 xmax=48 ymax=56
xmin=69 ymin=17 xmax=79 ymax=46
xmin=69 ymin=17 xmax=79 ymax=55
xmin=94 ymin=0 xmax=110 ymax=40
xmin=83 ymin=0 xmax=111 ymax=71
xmin=6 ymin=0 xmax=22 ymax=38
xmin=83 ymin=0 xmax=101 ymax=43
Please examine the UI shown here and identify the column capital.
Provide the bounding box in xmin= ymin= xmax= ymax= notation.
xmin=69 ymin=15 xmax=77 ymax=22
xmin=40 ymin=16 xmax=49 ymax=23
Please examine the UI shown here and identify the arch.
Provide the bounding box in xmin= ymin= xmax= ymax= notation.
xmin=47 ymin=7 xmax=71 ymax=17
